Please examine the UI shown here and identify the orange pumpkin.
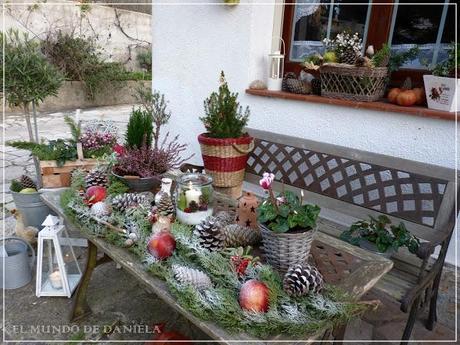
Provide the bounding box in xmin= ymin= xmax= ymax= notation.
xmin=413 ymin=87 xmax=425 ymax=105
xmin=387 ymin=88 xmax=401 ymax=104
xmin=396 ymin=90 xmax=417 ymax=106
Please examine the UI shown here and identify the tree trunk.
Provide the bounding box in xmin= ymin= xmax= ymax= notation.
xmin=32 ymin=100 xmax=39 ymax=144
xmin=23 ymin=103 xmax=43 ymax=188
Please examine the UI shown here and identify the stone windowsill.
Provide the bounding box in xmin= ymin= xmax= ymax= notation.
xmin=245 ymin=89 xmax=456 ymax=121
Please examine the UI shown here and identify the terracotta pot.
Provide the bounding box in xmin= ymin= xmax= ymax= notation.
xmin=236 ymin=192 xmax=259 ymax=229
xmin=197 ymin=133 xmax=254 ymax=188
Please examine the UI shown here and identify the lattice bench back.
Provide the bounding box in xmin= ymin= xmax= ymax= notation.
xmin=244 ymin=129 xmax=458 ymax=244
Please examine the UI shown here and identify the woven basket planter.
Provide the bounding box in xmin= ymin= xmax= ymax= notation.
xmin=198 ymin=133 xmax=254 ymax=188
xmin=259 ymin=223 xmax=317 ymax=273
xmin=320 ymin=63 xmax=388 ymax=102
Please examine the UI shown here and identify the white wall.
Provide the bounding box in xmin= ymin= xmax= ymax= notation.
xmin=152 ymin=2 xmax=458 ymax=265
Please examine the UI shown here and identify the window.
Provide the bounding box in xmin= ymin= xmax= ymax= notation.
xmin=282 ymin=0 xmax=457 ymax=84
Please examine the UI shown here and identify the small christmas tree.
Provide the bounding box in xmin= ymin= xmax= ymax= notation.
xmin=200 ymin=71 xmax=250 ymax=139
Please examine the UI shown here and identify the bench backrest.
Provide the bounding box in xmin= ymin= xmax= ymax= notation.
xmin=245 ymin=128 xmax=459 ymax=244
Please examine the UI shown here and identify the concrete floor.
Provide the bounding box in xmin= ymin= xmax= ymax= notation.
xmin=1 ymin=106 xmax=458 ymax=344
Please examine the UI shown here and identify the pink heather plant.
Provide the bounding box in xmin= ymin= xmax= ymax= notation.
xmin=80 ymin=130 xmax=117 ymax=157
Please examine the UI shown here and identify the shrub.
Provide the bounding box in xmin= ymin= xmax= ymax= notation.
xmin=125 ymin=108 xmax=154 ymax=149
xmin=200 ymin=71 xmax=249 ymax=138
xmin=136 ymin=48 xmax=152 ymax=73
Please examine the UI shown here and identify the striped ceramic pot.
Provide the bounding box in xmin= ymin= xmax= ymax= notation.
xmin=197 ymin=133 xmax=254 ymax=188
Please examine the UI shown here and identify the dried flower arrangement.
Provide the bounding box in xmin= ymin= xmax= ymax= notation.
xmin=113 ymin=86 xmax=193 ymax=179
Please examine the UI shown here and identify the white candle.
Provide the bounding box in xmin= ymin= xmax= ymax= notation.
xmin=185 ymin=182 xmax=202 ymax=205
xmin=49 ymin=270 xmax=63 ymax=289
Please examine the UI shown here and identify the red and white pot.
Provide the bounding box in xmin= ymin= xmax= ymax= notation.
xmin=197 ymin=133 xmax=254 ymax=188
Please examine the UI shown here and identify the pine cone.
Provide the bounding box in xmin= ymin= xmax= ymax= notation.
xmin=194 ymin=216 xmax=225 ymax=251
xmin=112 ymin=193 xmax=149 ymax=211
xmin=157 ymin=194 xmax=175 ymax=217
xmin=223 ymin=224 xmax=261 ymax=247
xmin=340 ymin=48 xmax=358 ymax=65
xmin=172 ymin=264 xmax=212 ymax=290
xmin=282 ymin=72 xmax=298 ymax=91
xmin=19 ymin=175 xmax=37 ymax=190
xmin=311 ymin=78 xmax=321 ymax=95
xmin=402 ymin=77 xmax=413 ymax=90
xmin=283 ymin=264 xmax=324 ymax=296
xmin=214 ymin=211 xmax=234 ymax=226
xmin=85 ymin=168 xmax=108 ymax=188
xmin=90 ymin=201 xmax=112 ymax=217
xmin=286 ymin=79 xmax=311 ymax=95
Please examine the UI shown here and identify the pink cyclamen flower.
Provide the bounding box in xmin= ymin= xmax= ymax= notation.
xmin=276 ymin=196 xmax=286 ymax=205
xmin=259 ymin=172 xmax=275 ymax=190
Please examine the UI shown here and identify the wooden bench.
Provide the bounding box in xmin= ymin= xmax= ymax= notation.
xmin=241 ymin=128 xmax=459 ymax=344
xmin=184 ymin=127 xmax=458 ymax=343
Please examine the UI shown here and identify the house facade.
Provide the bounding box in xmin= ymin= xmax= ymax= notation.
xmin=152 ymin=1 xmax=457 ymax=265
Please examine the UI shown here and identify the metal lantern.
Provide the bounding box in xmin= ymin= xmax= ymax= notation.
xmin=36 ymin=215 xmax=82 ymax=297
xmin=267 ymin=38 xmax=285 ymax=91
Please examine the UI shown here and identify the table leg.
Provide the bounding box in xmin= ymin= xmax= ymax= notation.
xmin=332 ymin=323 xmax=347 ymax=344
xmin=70 ymin=241 xmax=98 ymax=322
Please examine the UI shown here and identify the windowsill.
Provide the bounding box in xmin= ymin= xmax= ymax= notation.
xmin=245 ymin=89 xmax=456 ymax=121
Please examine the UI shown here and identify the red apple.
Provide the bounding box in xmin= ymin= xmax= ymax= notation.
xmin=85 ymin=186 xmax=107 ymax=205
xmin=239 ymin=279 xmax=269 ymax=313
xmin=147 ymin=231 xmax=176 ymax=260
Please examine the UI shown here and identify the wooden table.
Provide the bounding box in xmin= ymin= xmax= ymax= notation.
xmin=42 ymin=190 xmax=393 ymax=344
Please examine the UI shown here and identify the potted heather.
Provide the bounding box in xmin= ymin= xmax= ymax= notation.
xmin=257 ymin=172 xmax=321 ymax=273
xmin=423 ymin=43 xmax=459 ymax=112
xmin=113 ymin=87 xmax=192 ymax=192
xmin=198 ymin=71 xmax=253 ymax=196
xmin=340 ymin=215 xmax=420 ymax=258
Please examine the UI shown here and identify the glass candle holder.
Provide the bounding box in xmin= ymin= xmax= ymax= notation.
xmin=175 ymin=173 xmax=214 ymax=225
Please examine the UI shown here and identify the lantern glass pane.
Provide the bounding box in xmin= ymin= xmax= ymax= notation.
xmin=58 ymin=234 xmax=82 ymax=294
xmin=270 ymin=58 xmax=281 ymax=79
xmin=40 ymin=239 xmax=64 ymax=292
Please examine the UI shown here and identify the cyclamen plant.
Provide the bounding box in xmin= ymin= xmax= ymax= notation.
xmin=257 ymin=172 xmax=321 ymax=233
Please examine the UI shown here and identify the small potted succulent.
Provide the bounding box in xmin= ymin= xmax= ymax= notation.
xmin=257 ymin=172 xmax=321 ymax=273
xmin=340 ymin=215 xmax=420 ymax=258
xmin=113 ymin=87 xmax=192 ymax=192
xmin=198 ymin=71 xmax=252 ymax=196
xmin=423 ymin=43 xmax=459 ymax=112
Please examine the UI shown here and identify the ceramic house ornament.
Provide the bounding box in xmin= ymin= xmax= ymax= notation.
xmin=236 ymin=192 xmax=259 ymax=229
xmin=36 ymin=215 xmax=82 ymax=298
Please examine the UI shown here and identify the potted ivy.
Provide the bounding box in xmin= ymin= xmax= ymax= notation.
xmin=112 ymin=87 xmax=192 ymax=192
xmin=340 ymin=215 xmax=420 ymax=258
xmin=423 ymin=43 xmax=459 ymax=112
xmin=198 ymin=71 xmax=253 ymax=196
xmin=257 ymin=172 xmax=321 ymax=273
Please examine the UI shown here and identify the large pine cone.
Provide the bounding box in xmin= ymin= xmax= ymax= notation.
xmin=112 ymin=193 xmax=149 ymax=211
xmin=311 ymin=78 xmax=321 ymax=95
xmin=194 ymin=216 xmax=225 ymax=251
xmin=340 ymin=48 xmax=358 ymax=65
xmin=172 ymin=264 xmax=212 ymax=290
xmin=19 ymin=175 xmax=37 ymax=190
xmin=283 ymin=264 xmax=324 ymax=296
xmin=282 ymin=72 xmax=298 ymax=91
xmin=286 ymin=79 xmax=311 ymax=95
xmin=223 ymin=224 xmax=261 ymax=247
xmin=157 ymin=194 xmax=175 ymax=217
xmin=85 ymin=168 xmax=108 ymax=188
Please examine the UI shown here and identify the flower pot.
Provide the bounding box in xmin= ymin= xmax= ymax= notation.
xmin=359 ymin=239 xmax=396 ymax=259
xmin=197 ymin=133 xmax=254 ymax=189
xmin=259 ymin=223 xmax=316 ymax=273
xmin=11 ymin=191 xmax=54 ymax=229
xmin=423 ymin=75 xmax=459 ymax=112
xmin=112 ymin=171 xmax=161 ymax=193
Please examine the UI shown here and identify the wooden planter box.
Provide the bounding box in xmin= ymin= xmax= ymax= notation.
xmin=40 ymin=144 xmax=98 ymax=188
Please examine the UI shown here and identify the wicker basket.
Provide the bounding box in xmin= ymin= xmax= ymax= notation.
xmin=259 ymin=223 xmax=316 ymax=274
xmin=320 ymin=63 xmax=388 ymax=102
xmin=198 ymin=133 xmax=254 ymax=188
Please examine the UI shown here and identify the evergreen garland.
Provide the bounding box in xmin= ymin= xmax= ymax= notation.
xmin=200 ymin=71 xmax=249 ymax=138
xmin=62 ymin=187 xmax=369 ymax=339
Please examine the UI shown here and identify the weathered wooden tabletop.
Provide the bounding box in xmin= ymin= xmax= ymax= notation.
xmin=42 ymin=190 xmax=393 ymax=344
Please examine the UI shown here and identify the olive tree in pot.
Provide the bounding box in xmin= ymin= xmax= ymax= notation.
xmin=112 ymin=87 xmax=193 ymax=192
xmin=340 ymin=215 xmax=420 ymax=258
xmin=257 ymin=173 xmax=321 ymax=273
xmin=1 ymin=30 xmax=63 ymax=227
xmin=198 ymin=71 xmax=252 ymax=197
xmin=423 ymin=43 xmax=459 ymax=112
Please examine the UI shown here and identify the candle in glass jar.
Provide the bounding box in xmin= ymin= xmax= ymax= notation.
xmin=185 ymin=182 xmax=202 ymax=205
xmin=49 ymin=270 xmax=63 ymax=289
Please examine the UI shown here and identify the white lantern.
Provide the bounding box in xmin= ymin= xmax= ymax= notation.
xmin=267 ymin=38 xmax=285 ymax=91
xmin=36 ymin=215 xmax=82 ymax=297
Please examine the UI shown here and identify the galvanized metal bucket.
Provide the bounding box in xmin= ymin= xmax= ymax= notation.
xmin=0 ymin=237 xmax=35 ymax=289
xmin=11 ymin=190 xmax=51 ymax=228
